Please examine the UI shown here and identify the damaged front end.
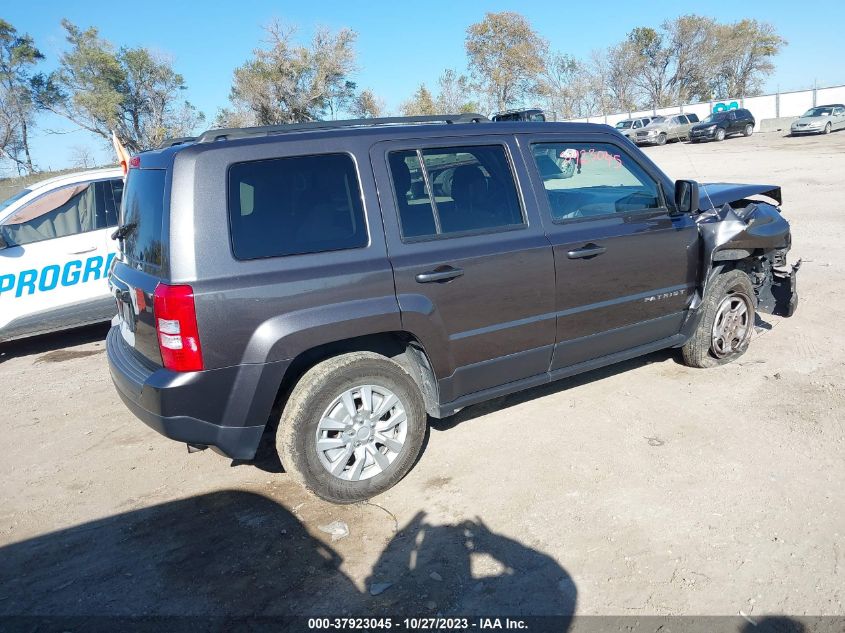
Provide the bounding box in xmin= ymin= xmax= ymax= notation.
xmin=694 ymin=183 xmax=800 ymax=318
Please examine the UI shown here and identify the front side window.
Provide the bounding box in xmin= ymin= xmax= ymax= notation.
xmin=228 ymin=153 xmax=368 ymax=260
xmin=0 ymin=180 xmax=116 ymax=248
xmin=388 ymin=145 xmax=524 ymax=240
xmin=531 ymin=142 xmax=662 ymax=222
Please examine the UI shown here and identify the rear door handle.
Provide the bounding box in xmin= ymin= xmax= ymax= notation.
xmin=69 ymin=246 xmax=97 ymax=255
xmin=415 ymin=266 xmax=464 ymax=283
xmin=567 ymin=244 xmax=607 ymax=259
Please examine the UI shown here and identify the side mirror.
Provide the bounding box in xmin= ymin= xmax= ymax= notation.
xmin=675 ymin=179 xmax=700 ymax=214
xmin=0 ymin=232 xmax=7 ymax=250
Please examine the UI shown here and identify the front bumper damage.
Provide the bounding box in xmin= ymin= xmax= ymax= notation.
xmin=693 ymin=190 xmax=799 ymax=319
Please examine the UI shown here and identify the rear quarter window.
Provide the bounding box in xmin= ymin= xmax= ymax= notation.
xmin=122 ymin=169 xmax=166 ymax=268
xmin=227 ymin=153 xmax=368 ymax=260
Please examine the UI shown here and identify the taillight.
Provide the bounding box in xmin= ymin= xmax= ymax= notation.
xmin=153 ymin=283 xmax=203 ymax=372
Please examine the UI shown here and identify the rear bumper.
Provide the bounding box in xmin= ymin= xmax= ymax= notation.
xmin=107 ymin=326 xmax=289 ymax=460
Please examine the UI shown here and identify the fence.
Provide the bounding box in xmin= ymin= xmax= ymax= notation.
xmin=563 ymin=83 xmax=845 ymax=131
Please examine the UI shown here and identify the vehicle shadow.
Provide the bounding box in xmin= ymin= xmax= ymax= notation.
xmin=0 ymin=322 xmax=110 ymax=365
xmin=0 ymin=490 xmax=576 ymax=628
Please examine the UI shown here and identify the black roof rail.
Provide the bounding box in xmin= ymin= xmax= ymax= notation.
xmin=159 ymin=136 xmax=197 ymax=148
xmin=195 ymin=113 xmax=489 ymax=143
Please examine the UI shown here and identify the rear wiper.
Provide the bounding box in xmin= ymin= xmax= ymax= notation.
xmin=111 ymin=222 xmax=136 ymax=241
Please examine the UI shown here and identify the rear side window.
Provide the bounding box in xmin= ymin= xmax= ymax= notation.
xmin=122 ymin=169 xmax=166 ymax=267
xmin=228 ymin=154 xmax=367 ymax=260
xmin=388 ymin=145 xmax=524 ymax=240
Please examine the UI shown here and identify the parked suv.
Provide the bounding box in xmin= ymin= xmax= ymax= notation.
xmin=614 ymin=117 xmax=652 ymax=139
xmin=634 ymin=114 xmax=697 ymax=145
xmin=690 ymin=109 xmax=755 ymax=142
xmin=107 ymin=114 xmax=799 ymax=503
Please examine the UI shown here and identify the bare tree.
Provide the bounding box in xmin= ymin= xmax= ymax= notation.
xmin=70 ymin=144 xmax=95 ymax=169
xmin=220 ymin=21 xmax=357 ymax=126
xmin=465 ymin=12 xmax=546 ymax=112
xmin=604 ymin=42 xmax=642 ymax=112
xmin=0 ymin=20 xmax=43 ymax=173
xmin=436 ymin=69 xmax=479 ymax=113
xmin=540 ymin=52 xmax=590 ymax=119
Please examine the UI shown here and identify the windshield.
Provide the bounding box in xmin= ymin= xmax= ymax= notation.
xmin=803 ymin=107 xmax=832 ymax=117
xmin=649 ymin=117 xmax=666 ymax=124
xmin=616 ymin=121 xmax=633 ymax=129
xmin=0 ymin=188 xmax=31 ymax=215
xmin=704 ymin=112 xmax=729 ymax=123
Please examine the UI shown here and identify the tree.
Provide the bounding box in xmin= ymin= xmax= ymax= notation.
xmin=0 ymin=20 xmax=43 ymax=173
xmin=32 ymin=20 xmax=203 ymax=153
xmin=664 ymin=15 xmax=718 ymax=103
xmin=540 ymin=52 xmax=587 ymax=119
xmin=401 ymin=84 xmax=436 ymax=116
xmin=712 ymin=19 xmax=785 ymax=98
xmin=220 ymin=21 xmax=357 ymax=126
xmin=70 ymin=144 xmax=95 ymax=169
xmin=627 ymin=27 xmax=673 ymax=108
xmin=350 ymin=88 xmax=384 ymax=118
xmin=436 ymin=69 xmax=479 ymax=113
xmin=465 ymin=12 xmax=546 ymax=112
xmin=604 ymin=42 xmax=642 ymax=112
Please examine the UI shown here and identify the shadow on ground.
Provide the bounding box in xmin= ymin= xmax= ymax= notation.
xmin=0 ymin=490 xmax=576 ymax=623
xmin=0 ymin=322 xmax=110 ymax=364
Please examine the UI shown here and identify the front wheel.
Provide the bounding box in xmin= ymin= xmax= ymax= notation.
xmin=715 ymin=128 xmax=726 ymax=141
xmin=823 ymin=122 xmax=832 ymax=135
xmin=277 ymin=352 xmax=427 ymax=503
xmin=656 ymin=133 xmax=667 ymax=146
xmin=682 ymin=270 xmax=756 ymax=368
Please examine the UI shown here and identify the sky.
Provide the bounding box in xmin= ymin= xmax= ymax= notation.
xmin=3 ymin=0 xmax=844 ymax=174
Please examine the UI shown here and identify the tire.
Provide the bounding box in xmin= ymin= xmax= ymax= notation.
xmin=656 ymin=133 xmax=667 ymax=146
xmin=277 ymin=352 xmax=427 ymax=503
xmin=743 ymin=124 xmax=754 ymax=136
xmin=823 ymin=122 xmax=832 ymax=135
xmin=682 ymin=269 xmax=756 ymax=369
xmin=715 ymin=128 xmax=726 ymax=142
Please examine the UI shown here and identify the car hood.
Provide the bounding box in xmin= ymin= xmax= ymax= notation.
xmin=793 ymin=116 xmax=829 ymax=126
xmin=640 ymin=123 xmax=668 ymax=132
xmin=691 ymin=121 xmax=721 ymax=131
xmin=699 ymin=182 xmax=782 ymax=210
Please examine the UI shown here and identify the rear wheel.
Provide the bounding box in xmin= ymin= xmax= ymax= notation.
xmin=682 ymin=270 xmax=756 ymax=368
xmin=743 ymin=124 xmax=754 ymax=136
xmin=277 ymin=352 xmax=427 ymax=503
xmin=715 ymin=128 xmax=726 ymax=141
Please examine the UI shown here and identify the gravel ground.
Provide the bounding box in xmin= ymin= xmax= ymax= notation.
xmin=0 ymin=130 xmax=842 ymax=624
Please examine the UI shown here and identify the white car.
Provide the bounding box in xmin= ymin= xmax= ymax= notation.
xmin=0 ymin=168 xmax=124 ymax=342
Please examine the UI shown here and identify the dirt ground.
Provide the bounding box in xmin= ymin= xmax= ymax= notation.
xmin=1 ymin=130 xmax=843 ymax=625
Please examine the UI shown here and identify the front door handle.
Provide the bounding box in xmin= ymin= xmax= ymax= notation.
xmin=567 ymin=244 xmax=607 ymax=259
xmin=69 ymin=246 xmax=97 ymax=255
xmin=415 ymin=266 xmax=464 ymax=283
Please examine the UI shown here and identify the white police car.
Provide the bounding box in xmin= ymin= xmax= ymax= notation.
xmin=0 ymin=167 xmax=124 ymax=342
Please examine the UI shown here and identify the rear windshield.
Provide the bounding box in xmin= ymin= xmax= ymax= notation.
xmin=121 ymin=169 xmax=166 ymax=268
xmin=227 ymin=153 xmax=367 ymax=260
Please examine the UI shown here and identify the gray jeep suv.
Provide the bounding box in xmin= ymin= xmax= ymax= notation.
xmin=107 ymin=114 xmax=799 ymax=503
